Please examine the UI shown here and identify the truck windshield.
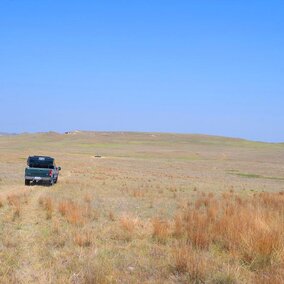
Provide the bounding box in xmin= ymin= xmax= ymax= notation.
xmin=28 ymin=156 xmax=54 ymax=169
xmin=29 ymin=163 xmax=54 ymax=169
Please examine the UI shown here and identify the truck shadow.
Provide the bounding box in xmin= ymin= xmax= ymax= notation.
xmin=27 ymin=182 xmax=54 ymax=187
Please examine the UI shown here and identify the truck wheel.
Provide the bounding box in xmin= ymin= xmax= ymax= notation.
xmin=25 ymin=179 xmax=30 ymax=186
xmin=54 ymin=177 xmax=58 ymax=184
xmin=48 ymin=179 xmax=54 ymax=186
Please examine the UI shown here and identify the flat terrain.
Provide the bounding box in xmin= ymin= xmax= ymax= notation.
xmin=0 ymin=132 xmax=283 ymax=283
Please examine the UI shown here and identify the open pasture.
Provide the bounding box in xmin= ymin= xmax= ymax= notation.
xmin=0 ymin=132 xmax=283 ymax=283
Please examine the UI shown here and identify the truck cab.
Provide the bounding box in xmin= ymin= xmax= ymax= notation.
xmin=25 ymin=156 xmax=61 ymax=186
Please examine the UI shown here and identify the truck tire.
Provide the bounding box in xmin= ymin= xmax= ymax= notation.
xmin=25 ymin=179 xmax=30 ymax=186
xmin=54 ymin=177 xmax=58 ymax=184
xmin=48 ymin=179 xmax=54 ymax=186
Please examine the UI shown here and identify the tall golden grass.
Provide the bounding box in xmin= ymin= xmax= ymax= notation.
xmin=7 ymin=193 xmax=21 ymax=220
xmin=39 ymin=196 xmax=53 ymax=219
xmin=35 ymin=191 xmax=283 ymax=282
xmin=170 ymin=192 xmax=284 ymax=281
xmin=152 ymin=218 xmax=170 ymax=243
xmin=58 ymin=200 xmax=85 ymax=225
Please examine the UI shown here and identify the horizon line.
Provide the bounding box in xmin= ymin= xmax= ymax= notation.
xmin=0 ymin=130 xmax=283 ymax=145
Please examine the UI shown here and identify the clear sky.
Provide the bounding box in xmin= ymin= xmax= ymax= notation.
xmin=0 ymin=1 xmax=283 ymax=142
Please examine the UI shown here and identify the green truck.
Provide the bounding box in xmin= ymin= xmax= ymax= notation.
xmin=25 ymin=156 xmax=61 ymax=186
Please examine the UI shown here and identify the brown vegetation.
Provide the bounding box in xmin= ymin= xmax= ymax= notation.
xmin=73 ymin=230 xmax=92 ymax=247
xmin=7 ymin=193 xmax=21 ymax=220
xmin=169 ymin=192 xmax=284 ymax=282
xmin=58 ymin=200 xmax=85 ymax=225
xmin=39 ymin=195 xmax=54 ymax=219
xmin=0 ymin=132 xmax=284 ymax=283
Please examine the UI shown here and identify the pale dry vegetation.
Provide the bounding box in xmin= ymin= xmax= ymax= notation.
xmin=0 ymin=132 xmax=283 ymax=283
xmin=169 ymin=192 xmax=284 ymax=283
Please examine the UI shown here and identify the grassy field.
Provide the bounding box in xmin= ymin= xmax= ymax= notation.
xmin=0 ymin=131 xmax=283 ymax=283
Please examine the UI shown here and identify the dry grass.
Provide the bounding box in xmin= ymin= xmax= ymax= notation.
xmin=173 ymin=244 xmax=208 ymax=282
xmin=7 ymin=193 xmax=21 ymax=220
xmin=73 ymin=230 xmax=92 ymax=247
xmin=0 ymin=197 xmax=4 ymax=208
xmin=0 ymin=132 xmax=284 ymax=283
xmin=119 ymin=215 xmax=138 ymax=233
xmin=58 ymin=200 xmax=85 ymax=225
xmin=108 ymin=210 xmax=115 ymax=221
xmin=170 ymin=192 xmax=284 ymax=276
xmin=132 ymin=189 xmax=145 ymax=198
xmin=39 ymin=196 xmax=54 ymax=219
xmin=58 ymin=200 xmax=69 ymax=216
xmin=84 ymin=193 xmax=92 ymax=203
xmin=152 ymin=218 xmax=170 ymax=243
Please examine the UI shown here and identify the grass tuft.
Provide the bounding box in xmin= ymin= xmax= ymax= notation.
xmin=152 ymin=218 xmax=170 ymax=243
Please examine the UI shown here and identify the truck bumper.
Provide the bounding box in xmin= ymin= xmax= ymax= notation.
xmin=25 ymin=176 xmax=51 ymax=182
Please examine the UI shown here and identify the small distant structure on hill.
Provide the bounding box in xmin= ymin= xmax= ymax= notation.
xmin=64 ymin=130 xmax=81 ymax=135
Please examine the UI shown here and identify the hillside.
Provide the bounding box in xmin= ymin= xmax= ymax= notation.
xmin=0 ymin=132 xmax=283 ymax=283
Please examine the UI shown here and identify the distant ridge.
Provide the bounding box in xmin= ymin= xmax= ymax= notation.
xmin=0 ymin=131 xmax=282 ymax=144
xmin=0 ymin=132 xmax=17 ymax=136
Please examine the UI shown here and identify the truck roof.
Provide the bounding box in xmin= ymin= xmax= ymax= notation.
xmin=29 ymin=155 xmax=54 ymax=160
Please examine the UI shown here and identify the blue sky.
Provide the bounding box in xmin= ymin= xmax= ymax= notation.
xmin=0 ymin=1 xmax=283 ymax=142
